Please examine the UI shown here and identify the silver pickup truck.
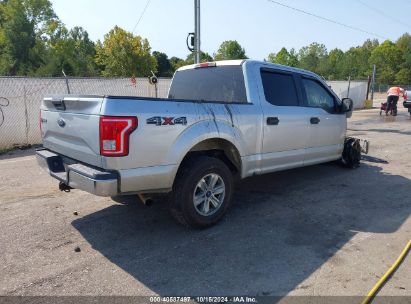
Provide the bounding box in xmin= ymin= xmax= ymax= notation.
xmin=37 ymin=59 xmax=359 ymax=228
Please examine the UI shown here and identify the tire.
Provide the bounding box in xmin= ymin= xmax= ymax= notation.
xmin=169 ymin=156 xmax=234 ymax=228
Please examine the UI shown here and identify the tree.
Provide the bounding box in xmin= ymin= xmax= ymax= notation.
xmin=336 ymin=40 xmax=379 ymax=80
xmin=95 ymin=26 xmax=157 ymax=77
xmin=36 ymin=26 xmax=98 ymax=76
xmin=153 ymin=51 xmax=172 ymax=77
xmin=185 ymin=51 xmax=213 ymax=64
xmin=169 ymin=56 xmax=185 ymax=72
xmin=324 ymin=48 xmax=344 ymax=80
xmin=214 ymin=40 xmax=247 ymax=61
xmin=0 ymin=0 xmax=57 ymax=75
xmin=395 ymin=33 xmax=411 ymax=83
xmin=298 ymin=42 xmax=328 ymax=76
xmin=267 ymin=47 xmax=298 ymax=67
xmin=369 ymin=40 xmax=402 ymax=84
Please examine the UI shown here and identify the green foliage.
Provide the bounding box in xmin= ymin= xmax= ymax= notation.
xmin=153 ymin=51 xmax=172 ymax=77
xmin=369 ymin=40 xmax=402 ymax=84
xmin=95 ymin=26 xmax=156 ymax=77
xmin=214 ymin=40 xmax=247 ymax=61
xmin=1 ymin=2 xmax=411 ymax=84
xmin=267 ymin=47 xmax=298 ymax=67
xmin=298 ymin=42 xmax=328 ymax=76
xmin=36 ymin=26 xmax=98 ymax=76
xmin=169 ymin=56 xmax=185 ymax=72
xmin=0 ymin=0 xmax=57 ymax=75
xmin=324 ymin=48 xmax=344 ymax=80
xmin=185 ymin=51 xmax=213 ymax=64
xmin=264 ymin=37 xmax=411 ymax=85
xmin=395 ymin=33 xmax=411 ymax=83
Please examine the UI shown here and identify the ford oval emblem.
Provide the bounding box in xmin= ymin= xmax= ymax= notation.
xmin=57 ymin=118 xmax=66 ymax=127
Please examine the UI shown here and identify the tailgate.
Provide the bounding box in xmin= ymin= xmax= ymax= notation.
xmin=40 ymin=96 xmax=104 ymax=167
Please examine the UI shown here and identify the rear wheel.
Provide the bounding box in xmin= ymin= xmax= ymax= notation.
xmin=169 ymin=156 xmax=234 ymax=228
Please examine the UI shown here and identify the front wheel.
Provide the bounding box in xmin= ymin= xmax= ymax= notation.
xmin=169 ymin=156 xmax=234 ymax=228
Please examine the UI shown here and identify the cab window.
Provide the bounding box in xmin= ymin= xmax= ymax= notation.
xmin=302 ymin=78 xmax=336 ymax=113
xmin=261 ymin=70 xmax=299 ymax=106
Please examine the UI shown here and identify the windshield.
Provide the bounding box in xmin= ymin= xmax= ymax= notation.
xmin=168 ymin=65 xmax=247 ymax=103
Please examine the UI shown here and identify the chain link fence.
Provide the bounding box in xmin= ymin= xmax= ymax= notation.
xmin=374 ymin=84 xmax=411 ymax=93
xmin=0 ymin=77 xmax=172 ymax=149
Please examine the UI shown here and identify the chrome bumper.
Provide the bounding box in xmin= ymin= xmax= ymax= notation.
xmin=36 ymin=149 xmax=118 ymax=197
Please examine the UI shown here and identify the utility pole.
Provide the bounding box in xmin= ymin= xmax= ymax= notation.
xmin=194 ymin=0 xmax=201 ymax=64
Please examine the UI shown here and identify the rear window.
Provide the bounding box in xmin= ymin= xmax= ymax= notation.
xmin=168 ymin=65 xmax=247 ymax=103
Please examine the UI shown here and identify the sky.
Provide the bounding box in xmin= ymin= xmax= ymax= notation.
xmin=50 ymin=0 xmax=411 ymax=60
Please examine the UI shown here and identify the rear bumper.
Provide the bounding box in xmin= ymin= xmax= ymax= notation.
xmin=36 ymin=149 xmax=118 ymax=196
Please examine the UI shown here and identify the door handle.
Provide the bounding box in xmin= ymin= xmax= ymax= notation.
xmin=310 ymin=117 xmax=320 ymax=124
xmin=267 ymin=117 xmax=280 ymax=125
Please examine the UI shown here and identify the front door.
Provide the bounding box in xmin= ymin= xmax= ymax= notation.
xmin=299 ymin=76 xmax=346 ymax=165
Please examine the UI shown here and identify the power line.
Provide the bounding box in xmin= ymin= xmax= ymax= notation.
xmin=356 ymin=0 xmax=411 ymax=29
xmin=132 ymin=0 xmax=152 ymax=34
xmin=266 ymin=0 xmax=387 ymax=40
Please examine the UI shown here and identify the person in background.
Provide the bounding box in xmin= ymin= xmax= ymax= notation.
xmin=386 ymin=86 xmax=404 ymax=116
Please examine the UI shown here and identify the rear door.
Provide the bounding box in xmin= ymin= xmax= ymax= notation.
xmin=259 ymin=68 xmax=310 ymax=173
xmin=40 ymin=96 xmax=104 ymax=167
xmin=299 ymin=76 xmax=346 ymax=165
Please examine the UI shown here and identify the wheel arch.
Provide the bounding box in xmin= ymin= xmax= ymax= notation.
xmin=181 ymin=138 xmax=242 ymax=175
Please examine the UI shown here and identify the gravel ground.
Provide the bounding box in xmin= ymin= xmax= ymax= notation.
xmin=0 ymin=105 xmax=410 ymax=300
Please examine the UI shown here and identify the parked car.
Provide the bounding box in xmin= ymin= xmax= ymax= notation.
xmin=37 ymin=59 xmax=360 ymax=228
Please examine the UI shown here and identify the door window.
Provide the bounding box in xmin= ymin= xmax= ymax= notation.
xmin=261 ymin=70 xmax=299 ymax=106
xmin=302 ymin=78 xmax=336 ymax=112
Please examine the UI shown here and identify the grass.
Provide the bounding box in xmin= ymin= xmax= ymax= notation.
xmin=0 ymin=147 xmax=15 ymax=155
xmin=0 ymin=144 xmax=42 ymax=156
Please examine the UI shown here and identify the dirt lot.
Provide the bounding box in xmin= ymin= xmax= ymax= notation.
xmin=0 ymin=104 xmax=410 ymax=300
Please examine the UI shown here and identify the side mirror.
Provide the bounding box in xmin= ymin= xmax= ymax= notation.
xmin=341 ymin=98 xmax=353 ymax=113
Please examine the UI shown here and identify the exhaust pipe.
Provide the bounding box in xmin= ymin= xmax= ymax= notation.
xmin=138 ymin=193 xmax=154 ymax=206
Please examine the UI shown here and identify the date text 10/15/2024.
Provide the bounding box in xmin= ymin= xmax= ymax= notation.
xmin=149 ymin=296 xmax=257 ymax=303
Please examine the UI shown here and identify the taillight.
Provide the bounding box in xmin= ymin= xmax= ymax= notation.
xmin=99 ymin=116 xmax=137 ymax=157
xmin=194 ymin=62 xmax=217 ymax=69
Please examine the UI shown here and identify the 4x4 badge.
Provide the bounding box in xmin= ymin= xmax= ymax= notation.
xmin=147 ymin=117 xmax=187 ymax=126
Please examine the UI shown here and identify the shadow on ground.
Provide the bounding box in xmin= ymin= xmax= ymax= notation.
xmin=72 ymin=162 xmax=411 ymax=296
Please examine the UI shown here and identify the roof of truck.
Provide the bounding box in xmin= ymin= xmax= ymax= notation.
xmin=177 ymin=59 xmax=320 ymax=79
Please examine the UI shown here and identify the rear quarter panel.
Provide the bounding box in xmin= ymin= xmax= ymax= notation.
xmin=100 ymin=98 xmax=262 ymax=173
